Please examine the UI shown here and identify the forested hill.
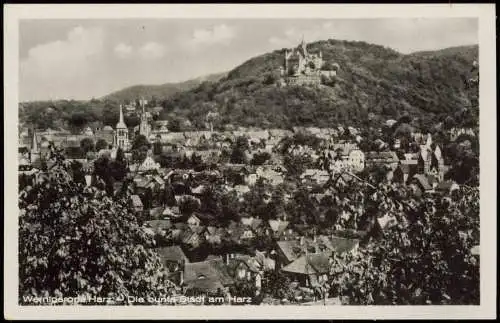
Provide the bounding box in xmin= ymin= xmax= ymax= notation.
xmin=102 ymin=72 xmax=226 ymax=103
xmin=19 ymin=39 xmax=478 ymax=133
xmin=161 ymin=39 xmax=479 ymax=130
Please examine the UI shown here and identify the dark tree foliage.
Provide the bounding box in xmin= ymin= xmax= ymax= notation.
xmin=18 ymin=149 xmax=177 ymax=304
xmin=95 ymin=139 xmax=109 ymax=152
xmin=230 ymin=136 xmax=249 ymax=164
xmin=167 ymin=117 xmax=182 ymax=132
xmin=109 ymin=148 xmax=128 ymax=181
xmin=250 ymin=152 xmax=271 ymax=166
xmin=131 ymin=135 xmax=151 ymax=151
xmin=80 ymin=138 xmax=95 ymax=154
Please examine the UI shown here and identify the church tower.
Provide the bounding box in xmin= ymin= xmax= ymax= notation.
xmin=115 ymin=104 xmax=129 ymax=151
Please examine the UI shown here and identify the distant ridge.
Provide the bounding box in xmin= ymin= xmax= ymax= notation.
xmin=101 ymin=72 xmax=227 ymax=103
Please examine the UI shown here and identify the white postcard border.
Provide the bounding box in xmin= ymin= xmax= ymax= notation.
xmin=4 ymin=3 xmax=496 ymax=320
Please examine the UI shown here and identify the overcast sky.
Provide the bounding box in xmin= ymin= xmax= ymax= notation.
xmin=19 ymin=18 xmax=478 ymax=101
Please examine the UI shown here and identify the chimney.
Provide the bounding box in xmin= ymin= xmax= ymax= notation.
xmin=226 ymin=253 xmax=230 ymax=265
xmin=179 ymin=269 xmax=184 ymax=286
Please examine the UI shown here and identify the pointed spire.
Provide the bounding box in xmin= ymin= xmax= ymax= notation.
xmin=117 ymin=104 xmax=127 ymax=129
xmin=32 ymin=127 xmax=38 ymax=151
xmin=119 ymin=104 xmax=124 ymax=123
xmin=299 ymin=35 xmax=307 ymax=57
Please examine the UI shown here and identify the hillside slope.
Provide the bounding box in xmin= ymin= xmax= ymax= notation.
xmin=102 ymin=72 xmax=226 ymax=103
xmin=161 ymin=39 xmax=478 ymax=130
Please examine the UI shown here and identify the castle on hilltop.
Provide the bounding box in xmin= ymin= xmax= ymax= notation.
xmin=278 ymin=38 xmax=339 ymax=87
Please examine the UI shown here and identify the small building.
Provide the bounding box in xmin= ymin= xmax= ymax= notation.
xmin=282 ymin=252 xmax=331 ymax=288
xmin=187 ymin=214 xmax=202 ymax=227
xmin=183 ymin=259 xmax=234 ymax=296
xmin=156 ymin=245 xmax=189 ymax=282
xmin=393 ymin=160 xmax=418 ymax=184
xmin=130 ymin=195 xmax=144 ymax=212
xmin=410 ymin=174 xmax=433 ymax=193
xmin=365 ymin=151 xmax=399 ymax=170
xmin=163 ymin=206 xmax=182 ymax=219
xmin=136 ymin=155 xmax=160 ymax=173
xmin=227 ymin=254 xmax=263 ymax=291
xmin=268 ymin=219 xmax=290 ymax=239
xmin=144 ymin=219 xmax=173 ymax=234
xmin=435 ymin=180 xmax=460 ymax=194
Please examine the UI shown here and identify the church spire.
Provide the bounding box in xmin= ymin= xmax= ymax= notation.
xmin=299 ymin=35 xmax=307 ymax=57
xmin=116 ymin=104 xmax=127 ymax=129
xmin=31 ymin=127 xmax=38 ymax=152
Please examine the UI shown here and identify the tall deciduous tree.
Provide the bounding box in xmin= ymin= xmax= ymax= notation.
xmin=327 ymin=185 xmax=479 ymax=305
xmin=80 ymin=138 xmax=95 ymax=154
xmin=18 ymin=151 xmax=177 ymax=304
xmin=110 ymin=148 xmax=128 ymax=181
xmin=95 ymin=139 xmax=109 ymax=152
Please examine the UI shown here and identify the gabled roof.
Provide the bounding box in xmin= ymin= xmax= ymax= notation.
xmin=276 ymin=240 xmax=303 ymax=263
xmin=149 ymin=206 xmax=165 ymax=219
xmin=366 ymin=151 xmax=399 ymax=162
xmin=377 ymin=213 xmax=398 ymax=231
xmin=249 ymin=218 xmax=263 ymax=230
xmin=228 ymin=254 xmax=261 ymax=273
xmin=152 ymin=175 xmax=165 ymax=185
xmin=163 ymin=206 xmax=181 ymax=218
xmin=436 ymin=180 xmax=459 ymax=191
xmin=145 ymin=219 xmax=172 ymax=232
xmin=277 ymin=235 xmax=359 ymax=263
xmin=268 ymin=220 xmax=290 ymax=236
xmin=156 ymin=245 xmax=189 ymax=264
xmin=307 ymin=252 xmax=331 ymax=273
xmin=130 ymin=195 xmax=143 ymax=207
xmin=205 ymin=226 xmax=218 ymax=235
xmin=181 ymin=230 xmax=200 ymax=245
xmin=282 ymin=252 xmax=330 ymax=275
xmin=187 ymin=214 xmax=201 ymax=224
xmin=412 ymin=174 xmax=432 ymax=191
xmin=327 ymin=235 xmax=359 ymax=254
xmin=191 ymin=185 xmax=206 ymax=195
xmin=184 ymin=259 xmax=234 ymax=290
xmin=191 ymin=225 xmax=206 ymax=235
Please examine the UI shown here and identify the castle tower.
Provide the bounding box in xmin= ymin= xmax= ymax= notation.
xmin=115 ymin=104 xmax=129 ymax=151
